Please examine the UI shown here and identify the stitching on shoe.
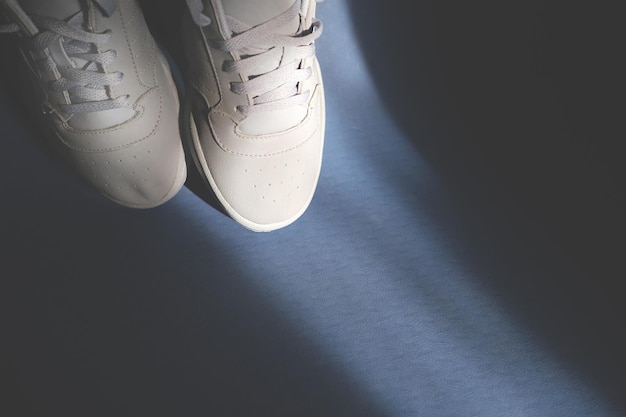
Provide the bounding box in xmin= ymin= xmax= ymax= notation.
xmin=210 ymin=95 xmax=320 ymax=158
xmin=55 ymin=87 xmax=164 ymax=152
xmin=120 ymin=0 xmax=154 ymax=90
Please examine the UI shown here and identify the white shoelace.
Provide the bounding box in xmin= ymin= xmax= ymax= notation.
xmin=186 ymin=0 xmax=323 ymax=116
xmin=0 ymin=0 xmax=126 ymax=115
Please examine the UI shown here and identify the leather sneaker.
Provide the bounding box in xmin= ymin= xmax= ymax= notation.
xmin=182 ymin=0 xmax=325 ymax=231
xmin=0 ymin=0 xmax=186 ymax=208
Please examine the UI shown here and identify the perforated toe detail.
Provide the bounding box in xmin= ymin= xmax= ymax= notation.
xmin=207 ymin=140 xmax=321 ymax=228
xmin=75 ymin=140 xmax=184 ymax=208
xmin=243 ymin=157 xmax=311 ymax=205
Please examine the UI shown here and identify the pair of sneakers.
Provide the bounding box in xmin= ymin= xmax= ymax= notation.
xmin=0 ymin=0 xmax=325 ymax=232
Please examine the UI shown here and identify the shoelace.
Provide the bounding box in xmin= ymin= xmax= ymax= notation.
xmin=186 ymin=0 xmax=323 ymax=116
xmin=0 ymin=0 xmax=126 ymax=115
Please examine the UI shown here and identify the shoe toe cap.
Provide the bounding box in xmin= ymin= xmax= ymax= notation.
xmin=74 ymin=136 xmax=186 ymax=208
xmin=209 ymin=141 xmax=323 ymax=231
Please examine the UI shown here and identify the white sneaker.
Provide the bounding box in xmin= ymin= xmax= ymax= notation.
xmin=0 ymin=0 xmax=186 ymax=208
xmin=182 ymin=0 xmax=325 ymax=231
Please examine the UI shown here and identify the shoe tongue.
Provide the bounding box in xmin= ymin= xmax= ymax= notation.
xmin=19 ymin=0 xmax=82 ymax=20
xmin=223 ymin=0 xmax=298 ymax=27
